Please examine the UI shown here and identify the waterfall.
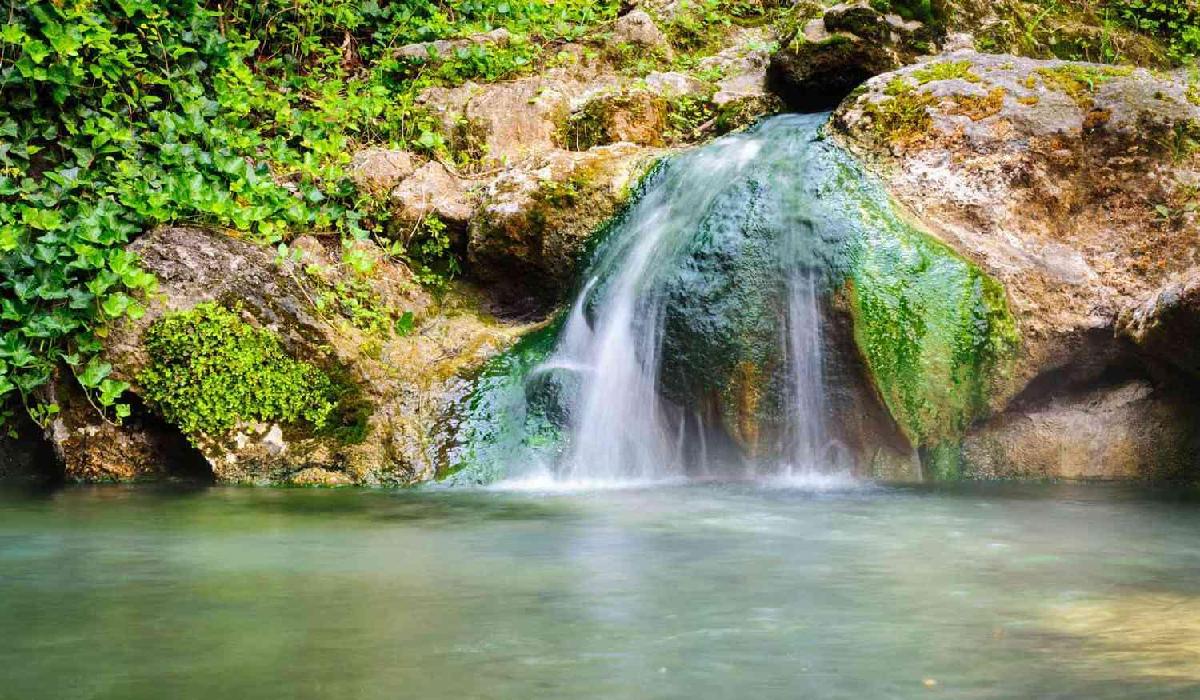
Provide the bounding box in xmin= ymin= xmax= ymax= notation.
xmin=524 ymin=114 xmax=847 ymax=484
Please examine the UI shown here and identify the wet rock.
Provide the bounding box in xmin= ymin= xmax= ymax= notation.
xmin=1118 ymin=269 xmax=1200 ymax=379
xmin=469 ymin=144 xmax=662 ymax=313
xmin=962 ymin=380 xmax=1200 ymax=480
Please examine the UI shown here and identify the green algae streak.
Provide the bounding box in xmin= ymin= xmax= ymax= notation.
xmin=837 ymin=163 xmax=1020 ymax=478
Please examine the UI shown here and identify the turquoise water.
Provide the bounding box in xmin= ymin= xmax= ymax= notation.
xmin=2 ymin=482 xmax=1199 ymax=699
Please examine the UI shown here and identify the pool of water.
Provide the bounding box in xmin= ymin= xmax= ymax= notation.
xmin=2 ymin=481 xmax=1199 ymax=699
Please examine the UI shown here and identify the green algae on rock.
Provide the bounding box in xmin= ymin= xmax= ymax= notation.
xmin=842 ymin=189 xmax=1019 ymax=465
xmin=441 ymin=320 xmax=565 ymax=486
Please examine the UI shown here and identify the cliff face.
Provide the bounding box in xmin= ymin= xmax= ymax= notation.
xmin=9 ymin=0 xmax=1199 ymax=484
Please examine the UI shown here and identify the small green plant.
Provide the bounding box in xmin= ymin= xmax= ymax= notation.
xmin=912 ymin=61 xmax=981 ymax=85
xmin=1112 ymin=0 xmax=1200 ymax=61
xmin=1034 ymin=64 xmax=1134 ymax=107
xmin=139 ymin=303 xmax=338 ymax=437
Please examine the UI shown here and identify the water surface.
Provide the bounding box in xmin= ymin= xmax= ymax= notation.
xmin=2 ymin=482 xmax=1199 ymax=699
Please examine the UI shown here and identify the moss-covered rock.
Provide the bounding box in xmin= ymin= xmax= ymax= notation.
xmin=843 ymin=194 xmax=1019 ymax=477
xmin=835 ymin=51 xmax=1200 ymax=480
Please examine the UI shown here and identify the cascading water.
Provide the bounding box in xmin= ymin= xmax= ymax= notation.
xmin=519 ymin=113 xmax=849 ymax=484
xmin=448 ymin=112 xmax=1018 ymax=488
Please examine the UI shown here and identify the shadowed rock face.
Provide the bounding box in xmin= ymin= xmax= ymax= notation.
xmin=1119 ymin=269 xmax=1200 ymax=380
xmin=0 ymin=414 xmax=57 ymax=484
xmin=963 ymin=380 xmax=1200 ymax=481
xmin=769 ymin=2 xmax=935 ymax=111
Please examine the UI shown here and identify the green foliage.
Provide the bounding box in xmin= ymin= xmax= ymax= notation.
xmin=0 ymin=0 xmax=622 ymax=428
xmin=869 ymin=0 xmax=940 ymax=26
xmin=1034 ymin=64 xmax=1133 ymax=107
xmin=1111 ymin=0 xmax=1200 ymax=61
xmin=138 ymin=303 xmax=337 ymax=436
xmin=974 ymin=0 xmax=1200 ymax=66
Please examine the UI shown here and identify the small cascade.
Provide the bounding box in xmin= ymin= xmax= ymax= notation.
xmin=448 ymin=112 xmax=1019 ymax=489
xmin=527 ymin=113 xmax=848 ymax=483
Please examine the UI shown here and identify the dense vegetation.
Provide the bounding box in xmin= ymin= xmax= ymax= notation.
xmin=1 ymin=0 xmax=1198 ymax=436
xmin=0 ymin=0 xmax=621 ymax=432
xmin=139 ymin=303 xmax=337 ymax=436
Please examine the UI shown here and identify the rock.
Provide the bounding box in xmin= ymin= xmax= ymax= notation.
xmin=0 ymin=415 xmax=55 ymax=484
xmin=288 ymin=467 xmax=354 ymax=487
xmin=962 ymin=381 xmax=1200 ymax=480
xmin=612 ymin=10 xmax=670 ymax=53
xmin=644 ymin=71 xmax=708 ymax=98
xmin=395 ymin=28 xmax=512 ymax=61
xmin=562 ymin=90 xmax=670 ymax=150
xmin=391 ymin=161 xmax=476 ymax=230
xmin=349 ymin=149 xmax=419 ymax=195
xmin=1118 ymin=269 xmax=1200 ymax=379
xmin=833 ymin=51 xmax=1200 ymax=479
xmin=698 ymin=28 xmax=774 ymax=107
xmin=769 ymin=2 xmax=932 ymax=110
xmin=39 ymin=373 xmax=208 ymax=483
xmin=468 ymin=144 xmax=662 ymax=313
xmin=82 ymin=226 xmax=529 ymax=485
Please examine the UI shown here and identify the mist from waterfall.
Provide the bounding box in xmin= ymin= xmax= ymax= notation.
xmin=521 ymin=114 xmax=849 ymax=485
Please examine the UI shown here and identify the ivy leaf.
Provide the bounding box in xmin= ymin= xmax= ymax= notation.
xmin=101 ymin=292 xmax=132 ymax=319
xmin=77 ymin=358 xmax=112 ymax=389
xmin=23 ymin=39 xmax=49 ymax=64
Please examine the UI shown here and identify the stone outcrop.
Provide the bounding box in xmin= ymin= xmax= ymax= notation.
xmin=395 ymin=28 xmax=512 ymax=62
xmin=1118 ymin=268 xmax=1200 ymax=379
xmin=468 ymin=143 xmax=663 ymax=312
xmin=962 ymin=380 xmax=1200 ymax=480
xmin=834 ymin=51 xmax=1200 ymax=479
xmin=63 ymin=227 xmax=531 ymax=485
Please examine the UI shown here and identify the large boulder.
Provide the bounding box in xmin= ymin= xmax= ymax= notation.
xmin=833 ymin=51 xmax=1200 ymax=479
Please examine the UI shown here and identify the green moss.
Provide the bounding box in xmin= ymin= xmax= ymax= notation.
xmin=440 ymin=319 xmax=565 ymax=485
xmin=139 ymin=303 xmax=339 ymax=438
xmin=860 ymin=88 xmax=937 ymax=146
xmin=948 ymin=87 xmax=1007 ymax=120
xmin=912 ymin=60 xmax=981 ymax=84
xmin=1034 ymin=64 xmax=1135 ymax=107
xmin=844 ymin=192 xmax=1019 ymax=450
